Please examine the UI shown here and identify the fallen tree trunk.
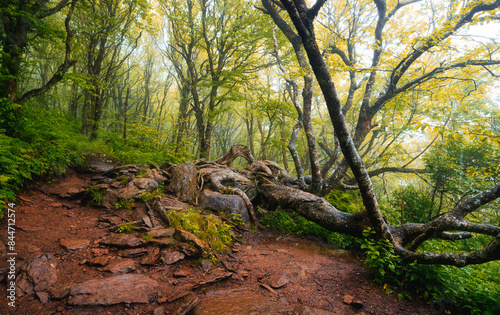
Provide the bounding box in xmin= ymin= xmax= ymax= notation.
xmin=202 ymin=145 xmax=500 ymax=267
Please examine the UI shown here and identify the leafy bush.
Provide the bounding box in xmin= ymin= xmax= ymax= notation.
xmin=0 ymin=105 xmax=84 ymax=216
xmin=360 ymin=228 xmax=500 ymax=313
xmin=360 ymin=228 xmax=446 ymax=298
xmin=424 ymin=135 xmax=500 ymax=208
xmin=325 ymin=189 xmax=365 ymax=213
xmin=390 ymin=185 xmax=436 ymax=224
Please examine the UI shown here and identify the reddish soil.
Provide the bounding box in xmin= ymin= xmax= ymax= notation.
xmin=0 ymin=173 xmax=432 ymax=315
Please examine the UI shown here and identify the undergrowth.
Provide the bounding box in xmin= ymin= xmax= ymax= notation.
xmin=261 ymin=207 xmax=356 ymax=249
xmin=0 ymin=101 xmax=183 ymax=218
xmin=361 ymin=227 xmax=500 ymax=314
xmin=0 ymin=105 xmax=84 ymax=218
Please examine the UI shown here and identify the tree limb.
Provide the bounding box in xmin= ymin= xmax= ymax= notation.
xmin=18 ymin=0 xmax=77 ymax=104
xmin=344 ymin=167 xmax=427 ymax=185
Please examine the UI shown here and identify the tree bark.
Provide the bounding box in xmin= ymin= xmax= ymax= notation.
xmin=278 ymin=0 xmax=391 ymax=240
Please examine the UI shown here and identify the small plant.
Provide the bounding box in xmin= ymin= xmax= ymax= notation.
xmin=361 ymin=228 xmax=405 ymax=286
xmin=230 ymin=213 xmax=245 ymax=226
xmin=115 ymin=222 xmax=136 ymax=233
xmin=136 ymin=168 xmax=148 ymax=178
xmin=89 ymin=186 xmax=107 ymax=206
xmin=142 ymin=233 xmax=154 ymax=241
xmin=115 ymin=198 xmax=133 ymax=210
xmin=120 ymin=175 xmax=131 ymax=186
xmin=140 ymin=184 xmax=165 ymax=202
xmin=360 ymin=228 xmax=449 ymax=302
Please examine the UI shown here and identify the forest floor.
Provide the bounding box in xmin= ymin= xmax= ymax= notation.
xmin=0 ymin=172 xmax=433 ymax=315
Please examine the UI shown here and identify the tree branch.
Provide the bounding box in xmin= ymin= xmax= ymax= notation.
xmin=344 ymin=167 xmax=427 ymax=185
xmin=19 ymin=0 xmax=77 ymax=104
xmin=307 ymin=0 xmax=328 ymax=21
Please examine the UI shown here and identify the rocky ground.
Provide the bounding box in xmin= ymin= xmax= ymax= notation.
xmin=0 ymin=158 xmax=433 ymax=315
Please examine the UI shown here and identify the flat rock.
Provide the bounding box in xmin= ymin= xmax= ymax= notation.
xmin=117 ymin=182 xmax=144 ymax=200
xmin=99 ymin=233 xmax=146 ymax=248
xmin=118 ymin=248 xmax=149 ymax=258
xmin=101 ymin=259 xmax=137 ymax=274
xmin=16 ymin=253 xmax=58 ymax=297
xmin=67 ymin=274 xmax=159 ymax=306
xmin=173 ymin=269 xmax=191 ymax=278
xmin=159 ymin=196 xmax=191 ymax=210
xmin=268 ymin=273 xmax=289 ymax=289
xmin=91 ymin=248 xmax=109 ymax=256
xmin=36 ymin=291 xmax=50 ymax=304
xmin=133 ymin=177 xmax=159 ymax=190
xmin=149 ymin=227 xmax=176 ymax=238
xmin=143 ymin=216 xmax=153 ymax=228
xmin=198 ymin=190 xmax=250 ymax=224
xmin=44 ymin=173 xmax=88 ymax=198
xmin=60 ymin=238 xmax=90 ymax=251
xmin=79 ymin=152 xmax=122 ymax=173
xmin=98 ymin=215 xmax=123 ymax=226
xmin=50 ymin=283 xmax=73 ymax=300
xmin=200 ymin=259 xmax=215 ymax=273
xmin=343 ymin=294 xmax=354 ymax=305
xmin=140 ymin=247 xmax=160 ymax=265
xmin=148 ymin=168 xmax=168 ymax=184
xmin=162 ymin=251 xmax=185 ymax=265
xmin=87 ymin=256 xmax=111 ymax=266
xmin=117 ymin=177 xmax=159 ymax=199
xmin=174 ymin=229 xmax=209 ymax=257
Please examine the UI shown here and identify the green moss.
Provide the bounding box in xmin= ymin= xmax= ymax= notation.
xmin=168 ymin=208 xmax=234 ymax=255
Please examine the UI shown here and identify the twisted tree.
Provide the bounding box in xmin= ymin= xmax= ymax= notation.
xmin=195 ymin=0 xmax=500 ymax=267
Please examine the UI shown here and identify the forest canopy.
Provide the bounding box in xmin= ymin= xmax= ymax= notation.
xmin=1 ymin=0 xmax=500 ymax=311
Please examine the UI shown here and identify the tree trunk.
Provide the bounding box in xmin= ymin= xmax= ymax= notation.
xmin=123 ymin=86 xmax=129 ymax=145
xmin=174 ymin=82 xmax=191 ymax=155
xmin=206 ymin=144 xmax=500 ymax=267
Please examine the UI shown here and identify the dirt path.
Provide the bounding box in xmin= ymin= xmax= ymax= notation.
xmin=0 ymin=173 xmax=432 ymax=314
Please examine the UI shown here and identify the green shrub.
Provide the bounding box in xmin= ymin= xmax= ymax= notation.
xmin=262 ymin=207 xmax=355 ymax=249
xmin=0 ymin=104 xmax=87 ymax=218
xmin=325 ymin=189 xmax=364 ymax=213
xmin=390 ymin=185 xmax=436 ymax=224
